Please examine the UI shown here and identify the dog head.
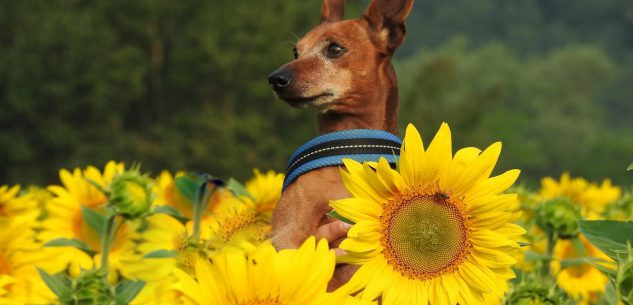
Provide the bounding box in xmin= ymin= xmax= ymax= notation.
xmin=268 ymin=0 xmax=414 ymax=114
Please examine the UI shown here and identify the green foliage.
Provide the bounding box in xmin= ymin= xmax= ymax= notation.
xmin=225 ymin=178 xmax=254 ymax=200
xmin=81 ymin=206 xmax=106 ymax=237
xmin=327 ymin=210 xmax=354 ymax=225
xmin=580 ymin=221 xmax=633 ymax=304
xmin=537 ymin=198 xmax=580 ymax=239
xmin=38 ymin=268 xmax=145 ymax=305
xmin=152 ymin=205 xmax=189 ymax=223
xmin=175 ymin=172 xmax=224 ymax=243
xmin=37 ymin=268 xmax=72 ymax=299
xmin=114 ymin=280 xmax=146 ymax=305
xmin=579 ymin=220 xmax=633 ymax=261
xmin=402 ymin=0 xmax=633 ymax=58
xmin=396 ymin=40 xmax=633 ymax=184
xmin=143 ymin=249 xmax=177 ymax=259
xmin=0 ymin=0 xmax=632 ymax=186
xmin=69 ymin=269 xmax=115 ymax=305
xmin=174 ymin=173 xmax=222 ymax=205
xmin=44 ymin=238 xmax=97 ymax=256
xmin=174 ymin=175 xmax=199 ymax=205
xmin=108 ymin=167 xmax=154 ymax=219
xmin=504 ymin=277 xmax=569 ymax=305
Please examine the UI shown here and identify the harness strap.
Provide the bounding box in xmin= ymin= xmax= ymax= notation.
xmin=283 ymin=129 xmax=402 ymax=191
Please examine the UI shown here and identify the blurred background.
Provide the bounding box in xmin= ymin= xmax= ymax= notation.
xmin=1 ymin=0 xmax=632 ymax=187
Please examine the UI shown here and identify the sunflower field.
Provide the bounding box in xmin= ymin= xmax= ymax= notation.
xmin=1 ymin=123 xmax=632 ymax=305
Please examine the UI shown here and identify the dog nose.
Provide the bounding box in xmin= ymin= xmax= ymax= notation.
xmin=268 ymin=69 xmax=293 ymax=90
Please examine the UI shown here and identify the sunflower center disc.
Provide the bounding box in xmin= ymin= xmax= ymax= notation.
xmin=218 ymin=209 xmax=269 ymax=243
xmin=383 ymin=194 xmax=468 ymax=279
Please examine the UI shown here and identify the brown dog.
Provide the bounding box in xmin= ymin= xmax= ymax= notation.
xmin=268 ymin=0 xmax=414 ymax=289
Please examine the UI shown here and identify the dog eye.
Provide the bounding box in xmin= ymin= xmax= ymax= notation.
xmin=293 ymin=48 xmax=299 ymax=59
xmin=325 ymin=42 xmax=346 ymax=58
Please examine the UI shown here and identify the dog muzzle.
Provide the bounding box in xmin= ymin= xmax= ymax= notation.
xmin=282 ymin=129 xmax=402 ymax=191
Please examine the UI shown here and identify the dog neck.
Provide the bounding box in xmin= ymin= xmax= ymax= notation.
xmin=317 ymin=62 xmax=399 ymax=135
xmin=317 ymin=104 xmax=397 ymax=134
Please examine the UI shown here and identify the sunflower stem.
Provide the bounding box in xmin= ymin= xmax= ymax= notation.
xmin=99 ymin=214 xmax=117 ymax=275
xmin=542 ymin=231 xmax=557 ymax=277
xmin=190 ymin=182 xmax=215 ymax=244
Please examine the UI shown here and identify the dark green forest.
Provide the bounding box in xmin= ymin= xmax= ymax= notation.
xmin=1 ymin=0 xmax=632 ymax=186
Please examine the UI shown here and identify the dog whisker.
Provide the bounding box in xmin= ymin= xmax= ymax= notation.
xmin=286 ymin=30 xmax=300 ymax=42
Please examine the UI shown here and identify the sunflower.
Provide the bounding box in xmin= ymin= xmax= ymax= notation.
xmin=174 ymin=237 xmax=372 ymax=305
xmin=123 ymin=213 xmax=193 ymax=305
xmin=245 ymin=169 xmax=285 ymax=218
xmin=540 ymin=173 xmax=621 ymax=215
xmin=39 ymin=161 xmax=143 ymax=281
xmin=134 ymin=213 xmax=197 ymax=277
xmin=0 ymin=185 xmax=39 ymax=225
xmin=205 ymin=196 xmax=271 ymax=254
xmin=153 ymin=171 xmax=191 ymax=216
xmin=130 ymin=277 xmax=181 ymax=305
xmin=25 ymin=186 xmax=54 ymax=214
xmin=551 ymin=235 xmax=612 ymax=304
xmin=153 ymin=170 xmax=235 ymax=219
xmin=136 ymin=203 xmax=265 ymax=280
xmin=331 ymin=123 xmax=524 ymax=305
xmin=186 ymin=171 xmax=281 ymax=255
xmin=0 ymin=220 xmax=58 ymax=304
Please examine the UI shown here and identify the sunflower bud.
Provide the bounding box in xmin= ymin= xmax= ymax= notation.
xmin=505 ymin=280 xmax=566 ymax=305
xmin=505 ymin=287 xmax=559 ymax=305
xmin=109 ymin=168 xmax=153 ymax=219
xmin=537 ymin=198 xmax=580 ymax=239
xmin=66 ymin=269 xmax=113 ymax=305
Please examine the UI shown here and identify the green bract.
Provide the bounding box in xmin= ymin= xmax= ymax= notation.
xmin=108 ymin=168 xmax=153 ymax=219
xmin=71 ymin=270 xmax=113 ymax=305
xmin=538 ymin=198 xmax=580 ymax=239
xmin=505 ymin=278 xmax=568 ymax=305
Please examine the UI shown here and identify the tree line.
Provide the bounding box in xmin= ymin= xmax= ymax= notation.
xmin=1 ymin=0 xmax=631 ymax=186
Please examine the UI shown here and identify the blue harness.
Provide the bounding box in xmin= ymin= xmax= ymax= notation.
xmin=282 ymin=129 xmax=402 ymax=191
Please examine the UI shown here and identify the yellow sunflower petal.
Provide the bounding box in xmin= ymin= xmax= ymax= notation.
xmin=399 ymin=124 xmax=425 ymax=186
xmin=375 ymin=157 xmax=404 ymax=193
xmin=340 ymin=162 xmax=387 ymax=204
xmin=467 ymin=169 xmax=521 ymax=198
xmin=329 ymin=198 xmax=382 ymax=223
xmin=416 ymin=122 xmax=452 ymax=187
xmin=441 ymin=142 xmax=501 ymax=194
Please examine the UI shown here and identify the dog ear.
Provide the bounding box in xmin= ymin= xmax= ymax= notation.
xmin=362 ymin=0 xmax=414 ymax=52
xmin=320 ymin=0 xmax=345 ymax=24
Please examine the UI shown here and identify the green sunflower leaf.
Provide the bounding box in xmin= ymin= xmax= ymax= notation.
xmin=115 ymin=279 xmax=145 ymax=304
xmin=583 ymin=258 xmax=618 ymax=276
xmin=43 ymin=238 xmax=97 ymax=256
xmin=81 ymin=205 xmax=106 ymax=236
xmin=226 ymin=178 xmax=254 ymax=200
xmin=152 ymin=205 xmax=190 ymax=224
xmin=327 ymin=210 xmax=354 ymax=225
xmin=578 ymin=220 xmax=633 ymax=261
xmin=628 ymin=162 xmax=633 ymax=171
xmin=143 ymin=249 xmax=177 ymax=259
xmin=523 ymin=250 xmax=552 ymax=262
xmin=518 ymin=241 xmax=531 ymax=247
xmin=83 ymin=177 xmax=109 ymax=196
xmin=560 ymin=256 xmax=608 ymax=268
xmin=37 ymin=268 xmax=72 ymax=298
xmin=175 ymin=175 xmax=199 ymax=204
xmin=604 ymin=280 xmax=619 ymax=305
